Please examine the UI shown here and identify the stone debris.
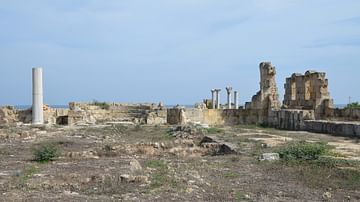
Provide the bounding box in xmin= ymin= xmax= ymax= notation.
xmin=120 ymin=174 xmax=149 ymax=184
xmin=199 ymin=136 xmax=238 ymax=155
xmin=64 ymin=151 xmax=99 ymax=159
xmin=259 ymin=153 xmax=280 ymax=161
xmin=129 ymin=159 xmax=142 ymax=173
xmin=167 ymin=125 xmax=205 ymax=139
xmin=322 ymin=191 xmax=332 ymax=200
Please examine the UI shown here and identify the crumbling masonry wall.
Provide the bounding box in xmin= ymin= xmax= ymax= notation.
xmin=0 ymin=106 xmax=68 ymax=125
xmin=67 ymin=102 xmax=167 ymax=125
xmin=283 ymin=71 xmax=334 ymax=119
xmin=245 ymin=62 xmax=281 ymax=124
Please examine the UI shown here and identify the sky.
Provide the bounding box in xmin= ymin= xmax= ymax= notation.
xmin=0 ymin=0 xmax=360 ymax=106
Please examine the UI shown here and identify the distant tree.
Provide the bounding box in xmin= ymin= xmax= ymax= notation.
xmin=346 ymin=102 xmax=360 ymax=109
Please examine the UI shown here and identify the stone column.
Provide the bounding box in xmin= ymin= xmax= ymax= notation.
xmin=211 ymin=89 xmax=216 ymax=109
xmin=234 ymin=91 xmax=238 ymax=109
xmin=32 ymin=67 xmax=44 ymax=125
xmin=215 ymin=89 xmax=221 ymax=109
xmin=226 ymin=87 xmax=233 ymax=109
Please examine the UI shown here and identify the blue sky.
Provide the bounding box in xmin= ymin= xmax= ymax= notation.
xmin=0 ymin=0 xmax=359 ymax=105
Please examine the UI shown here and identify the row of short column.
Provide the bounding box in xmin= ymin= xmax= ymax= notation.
xmin=211 ymin=87 xmax=238 ymax=109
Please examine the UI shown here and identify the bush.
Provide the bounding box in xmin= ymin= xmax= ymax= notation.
xmin=346 ymin=102 xmax=360 ymax=109
xmin=278 ymin=141 xmax=330 ymax=161
xmin=33 ymin=143 xmax=59 ymax=162
xmin=91 ymin=100 xmax=110 ymax=110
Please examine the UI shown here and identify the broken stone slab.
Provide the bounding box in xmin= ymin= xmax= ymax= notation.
xmin=129 ymin=158 xmax=142 ymax=173
xmin=120 ymin=174 xmax=149 ymax=184
xmin=259 ymin=153 xmax=280 ymax=161
xmin=199 ymin=135 xmax=238 ymax=155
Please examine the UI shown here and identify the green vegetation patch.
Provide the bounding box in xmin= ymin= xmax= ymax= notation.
xmin=346 ymin=102 xmax=360 ymax=109
xmin=91 ymin=100 xmax=110 ymax=110
xmin=32 ymin=142 xmax=59 ymax=163
xmin=145 ymin=159 xmax=182 ymax=191
xmin=278 ymin=141 xmax=331 ymax=161
xmin=16 ymin=165 xmax=39 ymax=188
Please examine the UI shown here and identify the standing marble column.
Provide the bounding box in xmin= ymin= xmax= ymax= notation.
xmin=234 ymin=91 xmax=238 ymax=109
xmin=32 ymin=67 xmax=44 ymax=125
xmin=226 ymin=87 xmax=233 ymax=109
xmin=215 ymin=89 xmax=221 ymax=109
xmin=211 ymin=89 xmax=216 ymax=109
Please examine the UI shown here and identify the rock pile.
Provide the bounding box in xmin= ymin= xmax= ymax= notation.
xmin=167 ymin=125 xmax=206 ymax=139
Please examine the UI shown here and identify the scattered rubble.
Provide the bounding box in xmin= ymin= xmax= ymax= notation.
xmin=259 ymin=153 xmax=280 ymax=161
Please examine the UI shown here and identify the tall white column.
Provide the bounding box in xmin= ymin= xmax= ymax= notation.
xmin=226 ymin=87 xmax=233 ymax=109
xmin=32 ymin=67 xmax=44 ymax=124
xmin=215 ymin=89 xmax=221 ymax=109
xmin=234 ymin=91 xmax=238 ymax=109
xmin=211 ymin=89 xmax=216 ymax=109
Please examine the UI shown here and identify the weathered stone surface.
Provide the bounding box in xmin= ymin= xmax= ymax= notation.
xmin=199 ymin=136 xmax=238 ymax=155
xmin=283 ymin=71 xmax=334 ymax=119
xmin=259 ymin=153 xmax=280 ymax=161
xmin=129 ymin=159 xmax=142 ymax=173
xmin=305 ymin=120 xmax=360 ymax=138
xmin=68 ymin=102 xmax=166 ymax=126
xmin=249 ymin=62 xmax=281 ymax=111
xmin=0 ymin=107 xmax=18 ymax=124
xmin=268 ymin=109 xmax=315 ymax=130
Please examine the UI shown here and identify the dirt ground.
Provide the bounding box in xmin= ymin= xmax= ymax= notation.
xmin=0 ymin=123 xmax=359 ymax=202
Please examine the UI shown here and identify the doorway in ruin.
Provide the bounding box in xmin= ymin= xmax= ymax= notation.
xmin=56 ymin=116 xmax=68 ymax=125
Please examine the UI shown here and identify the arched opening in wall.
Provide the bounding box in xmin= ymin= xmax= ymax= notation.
xmin=291 ymin=80 xmax=296 ymax=101
xmin=56 ymin=116 xmax=68 ymax=125
xmin=305 ymin=79 xmax=311 ymax=100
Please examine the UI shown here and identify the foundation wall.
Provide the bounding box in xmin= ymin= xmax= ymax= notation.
xmin=305 ymin=120 xmax=360 ymax=138
xmin=67 ymin=102 xmax=167 ymax=125
xmin=325 ymin=108 xmax=360 ymax=122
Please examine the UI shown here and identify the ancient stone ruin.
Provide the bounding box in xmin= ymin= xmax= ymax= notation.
xmin=283 ymin=71 xmax=334 ymax=118
xmin=248 ymin=62 xmax=281 ymax=111
xmin=1 ymin=62 xmax=360 ymax=137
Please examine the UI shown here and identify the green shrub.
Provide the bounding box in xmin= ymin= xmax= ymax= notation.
xmin=91 ymin=100 xmax=110 ymax=110
xmin=33 ymin=143 xmax=59 ymax=162
xmin=346 ymin=102 xmax=360 ymax=109
xmin=278 ymin=141 xmax=331 ymax=161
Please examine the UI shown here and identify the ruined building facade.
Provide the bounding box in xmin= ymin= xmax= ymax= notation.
xmin=283 ymin=71 xmax=334 ymax=118
xmin=2 ymin=62 xmax=360 ymax=137
xmin=248 ymin=62 xmax=281 ymax=111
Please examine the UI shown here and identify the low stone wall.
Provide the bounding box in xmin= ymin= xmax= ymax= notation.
xmin=166 ymin=108 xmax=267 ymax=126
xmin=325 ymin=108 xmax=360 ymax=122
xmin=167 ymin=108 xmax=250 ymax=126
xmin=0 ymin=106 xmax=69 ymax=125
xmin=0 ymin=107 xmax=18 ymax=124
xmin=305 ymin=120 xmax=360 ymax=138
xmin=68 ymin=102 xmax=166 ymax=125
xmin=268 ymin=109 xmax=315 ymax=131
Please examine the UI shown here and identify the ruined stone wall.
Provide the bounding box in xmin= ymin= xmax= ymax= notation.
xmin=0 ymin=106 xmax=69 ymax=125
xmin=167 ymin=108 xmax=234 ymax=125
xmin=243 ymin=62 xmax=282 ymax=124
xmin=249 ymin=62 xmax=281 ymax=111
xmin=324 ymin=108 xmax=360 ymax=122
xmin=305 ymin=120 xmax=360 ymax=138
xmin=267 ymin=109 xmax=315 ymax=131
xmin=283 ymin=71 xmax=334 ymax=118
xmin=166 ymin=108 xmax=268 ymax=126
xmin=68 ymin=102 xmax=166 ymax=125
xmin=0 ymin=107 xmax=18 ymax=125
